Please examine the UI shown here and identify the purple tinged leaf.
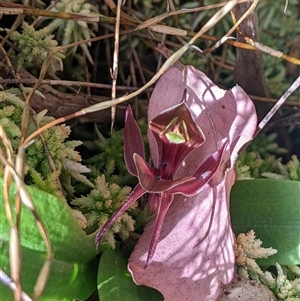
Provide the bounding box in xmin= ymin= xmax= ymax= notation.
xmin=124 ymin=106 xmax=145 ymax=176
xmin=129 ymin=173 xmax=236 ymax=301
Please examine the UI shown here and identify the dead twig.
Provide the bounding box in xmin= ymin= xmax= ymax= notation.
xmin=110 ymin=0 xmax=122 ymax=131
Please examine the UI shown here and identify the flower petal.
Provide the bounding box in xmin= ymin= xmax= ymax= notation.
xmin=145 ymin=193 xmax=174 ymax=267
xmin=95 ymin=183 xmax=146 ymax=249
xmin=149 ymin=103 xmax=205 ymax=175
xmin=124 ymin=106 xmax=145 ymax=176
xmin=167 ymin=141 xmax=228 ymax=196
xmin=134 ymin=153 xmax=195 ymax=193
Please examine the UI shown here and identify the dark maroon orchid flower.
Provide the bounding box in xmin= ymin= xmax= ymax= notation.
xmin=95 ymin=88 xmax=227 ymax=267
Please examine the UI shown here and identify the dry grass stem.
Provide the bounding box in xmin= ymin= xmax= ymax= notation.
xmin=110 ymin=0 xmax=122 ymax=131
xmin=257 ymin=75 xmax=300 ymax=135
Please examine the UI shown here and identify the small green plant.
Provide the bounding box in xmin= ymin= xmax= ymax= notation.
xmin=25 ymin=119 xmax=94 ymax=199
xmin=235 ymin=230 xmax=300 ymax=301
xmin=236 ymin=133 xmax=300 ymax=181
xmin=42 ymin=0 xmax=99 ymax=64
xmin=86 ymin=128 xmax=136 ymax=187
xmin=10 ymin=22 xmax=64 ymax=73
xmin=235 ymin=230 xmax=278 ymax=279
xmin=0 ymin=88 xmax=93 ymax=199
xmin=71 ymin=175 xmax=136 ymax=248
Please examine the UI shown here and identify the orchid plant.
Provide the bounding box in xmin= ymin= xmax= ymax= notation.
xmin=95 ymin=64 xmax=257 ymax=300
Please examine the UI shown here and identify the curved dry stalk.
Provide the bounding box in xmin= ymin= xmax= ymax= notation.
xmin=0 ymin=119 xmax=53 ymax=301
xmin=0 ymin=125 xmax=22 ymax=301
xmin=0 ymin=151 xmax=53 ymax=301
xmin=0 ymin=125 xmax=15 ymax=224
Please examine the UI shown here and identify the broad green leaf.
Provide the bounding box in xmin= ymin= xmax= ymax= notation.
xmin=98 ymin=249 xmax=163 ymax=301
xmin=230 ymin=179 xmax=300 ymax=266
xmin=1 ymin=248 xmax=98 ymax=301
xmin=0 ymin=179 xmax=99 ymax=300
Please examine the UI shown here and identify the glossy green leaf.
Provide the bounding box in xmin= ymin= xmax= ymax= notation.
xmin=230 ymin=179 xmax=300 ymax=266
xmin=98 ymin=249 xmax=163 ymax=301
xmin=0 ymin=179 xmax=98 ymax=301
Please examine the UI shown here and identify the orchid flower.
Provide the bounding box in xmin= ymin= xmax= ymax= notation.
xmin=95 ymin=90 xmax=226 ymax=267
xmin=96 ymin=64 xmax=257 ymax=301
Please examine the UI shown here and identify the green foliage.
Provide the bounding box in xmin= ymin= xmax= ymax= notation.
xmin=261 ymin=264 xmax=300 ymax=301
xmin=257 ymin=0 xmax=300 ymax=101
xmin=98 ymin=248 xmax=163 ymax=301
xmin=286 ymin=155 xmax=300 ymax=181
xmin=29 ymin=168 xmax=62 ymax=198
xmin=72 ymin=175 xmax=136 ymax=248
xmin=86 ymin=128 xmax=135 ymax=187
xmin=231 ymin=179 xmax=300 ymax=266
xmin=258 ymin=0 xmax=299 ymax=32
xmin=10 ymin=22 xmax=64 ymax=73
xmin=0 ymin=104 xmax=21 ymax=139
xmin=235 ymin=230 xmax=277 ymax=279
xmin=235 ymin=230 xmax=300 ymax=301
xmin=246 ymin=132 xmax=288 ymax=157
xmin=0 ymin=88 xmax=93 ymax=199
xmin=0 ymin=178 xmax=98 ymax=301
xmin=25 ymin=123 xmax=93 ymax=198
xmin=236 ymin=133 xmax=300 ymax=181
xmin=42 ymin=0 xmax=99 ymax=64
xmin=0 ymin=88 xmax=23 ymax=147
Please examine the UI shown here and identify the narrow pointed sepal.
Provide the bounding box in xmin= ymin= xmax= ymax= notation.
xmin=95 ymin=183 xmax=146 ymax=250
xmin=144 ymin=193 xmax=174 ymax=267
xmin=124 ymin=106 xmax=145 ymax=176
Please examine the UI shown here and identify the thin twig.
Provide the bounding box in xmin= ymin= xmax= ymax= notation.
xmin=256 ymin=75 xmax=300 ymax=135
xmin=110 ymin=0 xmax=122 ymax=132
xmin=0 ymin=269 xmax=33 ymax=301
xmin=208 ymin=0 xmax=259 ymax=52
